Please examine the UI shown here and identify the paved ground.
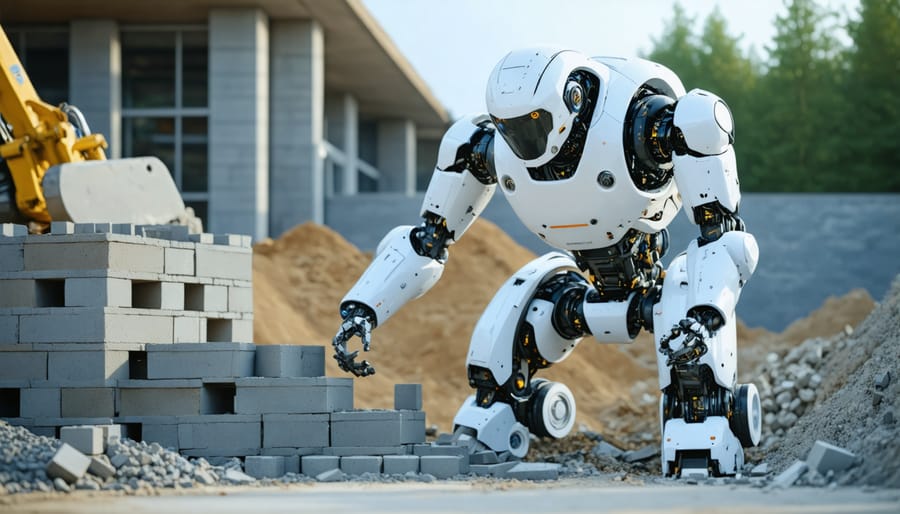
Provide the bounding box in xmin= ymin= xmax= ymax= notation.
xmin=5 ymin=479 xmax=899 ymax=514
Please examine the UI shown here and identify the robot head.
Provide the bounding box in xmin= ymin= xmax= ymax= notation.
xmin=486 ymin=48 xmax=607 ymax=167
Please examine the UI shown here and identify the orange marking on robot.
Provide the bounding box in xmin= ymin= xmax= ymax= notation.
xmin=549 ymin=223 xmax=589 ymax=229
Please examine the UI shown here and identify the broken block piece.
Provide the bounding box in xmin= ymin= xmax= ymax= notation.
xmin=88 ymin=455 xmax=116 ymax=479
xmin=60 ymin=425 xmax=104 ymax=455
xmin=771 ymin=460 xmax=808 ymax=488
xmin=394 ymin=384 xmax=422 ymax=410
xmin=505 ymin=462 xmax=560 ymax=481
xmin=806 ymin=440 xmax=856 ymax=475
xmin=245 ymin=456 xmax=286 ymax=479
xmin=46 ymin=443 xmax=91 ymax=483
xmin=315 ymin=468 xmax=344 ymax=482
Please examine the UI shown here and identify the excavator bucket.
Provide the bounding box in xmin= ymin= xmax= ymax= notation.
xmin=41 ymin=156 xmax=194 ymax=227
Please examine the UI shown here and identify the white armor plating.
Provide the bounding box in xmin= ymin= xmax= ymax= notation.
xmin=673 ymin=89 xmax=734 ymax=155
xmin=466 ymin=252 xmax=580 ymax=385
xmin=421 ymin=169 xmax=495 ymax=239
xmin=341 ymin=226 xmax=444 ymax=326
xmin=673 ymin=148 xmax=741 ymax=223
xmin=526 ymin=299 xmax=582 ymax=363
xmin=661 ymin=417 xmax=743 ymax=475
xmin=454 ymin=396 xmax=530 ymax=457
xmin=582 ymin=297 xmax=639 ymax=343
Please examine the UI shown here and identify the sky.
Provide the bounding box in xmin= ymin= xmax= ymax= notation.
xmin=362 ymin=0 xmax=859 ymax=119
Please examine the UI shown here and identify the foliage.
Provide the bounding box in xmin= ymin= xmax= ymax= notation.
xmin=644 ymin=0 xmax=899 ymax=192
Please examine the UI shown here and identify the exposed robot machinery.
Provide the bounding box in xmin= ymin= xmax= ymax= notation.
xmin=333 ymin=48 xmax=761 ymax=478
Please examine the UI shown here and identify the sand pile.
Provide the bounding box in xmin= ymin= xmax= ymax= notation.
xmin=252 ymin=220 xmax=876 ymax=445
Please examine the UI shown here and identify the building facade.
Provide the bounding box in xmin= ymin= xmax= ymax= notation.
xmin=2 ymin=0 xmax=449 ymax=240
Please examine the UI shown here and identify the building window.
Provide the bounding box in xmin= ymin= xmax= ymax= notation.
xmin=121 ymin=28 xmax=208 ymax=222
xmin=5 ymin=28 xmax=69 ymax=108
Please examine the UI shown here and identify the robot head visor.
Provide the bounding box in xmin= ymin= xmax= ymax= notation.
xmin=490 ymin=109 xmax=554 ymax=161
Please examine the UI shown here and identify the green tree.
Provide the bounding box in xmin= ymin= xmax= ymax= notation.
xmin=843 ymin=0 xmax=900 ymax=191
xmin=645 ymin=4 xmax=703 ymax=89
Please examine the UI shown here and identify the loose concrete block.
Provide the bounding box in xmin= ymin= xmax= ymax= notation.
xmin=321 ymin=446 xmax=408 ymax=457
xmin=394 ymin=384 xmax=422 ymax=410
xmin=164 ymin=247 xmax=195 ymax=275
xmin=623 ymin=445 xmax=658 ymax=463
xmin=46 ymin=443 xmax=91 ymax=483
xmin=505 ymin=462 xmax=560 ymax=481
xmin=316 ymin=468 xmax=344 ymax=482
xmin=1 ymin=223 xmax=27 ymax=237
xmin=331 ymin=410 xmax=403 ymax=447
xmin=118 ymin=379 xmax=202 ymax=416
xmin=176 ymin=414 xmax=261 ymax=451
xmin=262 ymin=413 xmax=329 ymax=448
xmin=0 ymin=351 xmax=47 ymax=380
xmin=207 ymin=318 xmax=252 ymax=343
xmin=98 ymin=424 xmax=122 ymax=444
xmin=806 ymin=440 xmax=856 ymax=475
xmin=245 ymin=455 xmax=286 ymax=479
xmin=471 ymin=461 xmax=519 ymax=477
xmin=0 ymin=279 xmax=36 ymax=307
xmin=65 ymin=277 xmax=132 ymax=308
xmin=133 ymin=281 xmax=185 ymax=310
xmin=60 ymin=425 xmax=104 ymax=455
xmin=24 ymin=241 xmax=164 ymax=274
xmin=141 ymin=422 xmax=180 ymax=449
xmin=195 ymin=244 xmax=252 ymax=281
xmin=22 ymin=310 xmax=173 ymax=344
xmin=302 ymin=455 xmax=340 ymax=477
xmin=61 ymin=388 xmax=116 ymax=418
xmin=145 ymin=343 xmax=255 ymax=379
xmin=234 ymin=377 xmax=353 ymax=414
xmin=0 ymin=243 xmax=24 ymax=272
xmin=341 ymin=456 xmax=382 ymax=475
xmin=254 ymin=345 xmax=325 ymax=378
xmin=383 ymin=455 xmax=419 ymax=474
xmin=48 ymin=349 xmax=128 ymax=386
xmin=174 ymin=316 xmax=203 ymax=343
xmin=419 ymin=455 xmax=463 ymax=478
xmin=399 ymin=410 xmax=426 ymax=444
xmin=0 ymin=315 xmax=18 ymax=344
xmin=20 ymin=388 xmax=61 ymax=418
xmin=50 ymin=221 xmax=75 ymax=235
xmin=228 ymin=286 xmax=253 ymax=313
xmin=772 ymin=460 xmax=808 ymax=488
xmin=88 ymin=455 xmax=116 ymax=479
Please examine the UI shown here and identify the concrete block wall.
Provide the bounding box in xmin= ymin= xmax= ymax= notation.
xmin=0 ymin=223 xmax=431 ymax=470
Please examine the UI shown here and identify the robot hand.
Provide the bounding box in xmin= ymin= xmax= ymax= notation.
xmin=332 ymin=303 xmax=376 ymax=377
xmin=658 ymin=308 xmax=723 ymax=367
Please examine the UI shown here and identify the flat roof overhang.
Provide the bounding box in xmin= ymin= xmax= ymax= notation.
xmin=0 ymin=0 xmax=449 ymax=133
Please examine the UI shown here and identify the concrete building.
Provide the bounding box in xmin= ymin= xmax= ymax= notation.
xmin=1 ymin=0 xmax=449 ymax=240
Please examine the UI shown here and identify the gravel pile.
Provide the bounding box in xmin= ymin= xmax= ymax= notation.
xmin=0 ymin=422 xmax=61 ymax=494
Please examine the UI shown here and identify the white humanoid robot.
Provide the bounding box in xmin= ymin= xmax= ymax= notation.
xmin=333 ymin=48 xmax=762 ymax=477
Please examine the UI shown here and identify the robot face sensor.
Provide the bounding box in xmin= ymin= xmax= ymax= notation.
xmin=564 ymin=81 xmax=584 ymax=113
xmin=491 ymin=109 xmax=554 ymax=161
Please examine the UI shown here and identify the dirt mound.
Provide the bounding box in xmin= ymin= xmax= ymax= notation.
xmin=761 ymin=276 xmax=900 ymax=486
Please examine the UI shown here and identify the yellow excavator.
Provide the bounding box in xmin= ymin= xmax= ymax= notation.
xmin=0 ymin=25 xmax=198 ymax=233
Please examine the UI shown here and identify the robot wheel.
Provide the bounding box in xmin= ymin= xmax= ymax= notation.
xmin=528 ymin=380 xmax=577 ymax=439
xmin=731 ymin=383 xmax=762 ymax=448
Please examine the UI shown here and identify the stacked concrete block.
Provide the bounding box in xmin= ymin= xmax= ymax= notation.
xmin=255 ymin=345 xmax=324 ymax=378
xmin=145 ymin=343 xmax=255 ymax=379
xmin=234 ymin=377 xmax=353 ymax=414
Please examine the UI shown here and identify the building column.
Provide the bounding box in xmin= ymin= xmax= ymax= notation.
xmin=269 ymin=19 xmax=324 ymax=236
xmin=208 ymin=9 xmax=269 ymax=240
xmin=376 ymin=119 xmax=416 ymax=195
xmin=69 ymin=20 xmax=120 ymax=159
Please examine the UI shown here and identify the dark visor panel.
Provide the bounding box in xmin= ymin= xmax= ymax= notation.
xmin=491 ymin=109 xmax=553 ymax=161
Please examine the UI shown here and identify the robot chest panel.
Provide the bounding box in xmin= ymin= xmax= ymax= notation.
xmin=494 ymin=114 xmax=681 ymax=250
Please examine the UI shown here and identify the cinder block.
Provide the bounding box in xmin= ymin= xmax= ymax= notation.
xmin=0 ymin=279 xmax=36 ymax=307
xmin=0 ymin=315 xmax=18 ymax=344
xmin=185 ymin=284 xmax=228 ymax=312
xmin=394 ymin=384 xmax=422 ymax=411
xmin=806 ymin=440 xmax=856 ymax=475
xmin=46 ymin=443 xmax=91 ymax=483
xmin=88 ymin=455 xmax=116 ymax=479
xmin=20 ymin=387 xmax=61 ymax=418
xmin=0 ymin=243 xmax=24 ymax=272
xmin=111 ymin=224 xmax=135 ymax=236
xmin=50 ymin=221 xmax=75 ymax=235
xmin=65 ymin=277 xmax=132 ymax=307
xmin=419 ymin=455 xmax=463 ymax=478
xmin=316 ymin=468 xmax=344 ymax=482
xmin=174 ymin=316 xmax=203 ymax=343
xmin=254 ymin=345 xmax=325 ymax=378
xmin=245 ymin=455 xmax=286 ymax=479
xmin=262 ymin=413 xmax=329 ymax=448
xmin=60 ymin=425 xmax=104 ymax=455
xmin=228 ymin=286 xmax=253 ymax=313
xmin=98 ymin=424 xmax=122 ymax=444
xmin=195 ymin=244 xmax=252 ymax=281
xmin=213 ymin=234 xmax=247 ymax=247
xmin=133 ymin=281 xmax=185 ymax=310
xmin=470 ymin=461 xmax=518 ymax=477
xmin=207 ymin=318 xmax=252 ymax=343
xmin=400 ymin=410 xmax=426 ymax=444
xmin=283 ymin=454 xmax=300 ymax=474
xmin=145 ymin=343 xmax=255 ymax=379
xmin=61 ymin=388 xmax=116 ymax=418
xmin=234 ymin=377 xmax=353 ymax=415
xmin=321 ymin=446 xmax=408 ymax=457
xmin=48 ymin=349 xmax=128 ymax=386
xmin=188 ymin=233 xmax=215 ymax=244
xmin=164 ymin=247 xmax=195 ymax=275
xmin=24 ymin=241 xmax=164 ymax=273
xmin=141 ymin=422 xmax=180 ymax=449
xmin=181 ymin=448 xmax=260 ymax=458
xmin=340 ymin=456 xmax=381 ymax=475
xmin=412 ymin=444 xmax=468 ymax=458
xmin=260 ymin=447 xmax=323 ymax=457
xmin=1 ymin=223 xmax=27 ymax=237
xmin=383 ymin=455 xmax=419 ymax=474
xmin=118 ymin=379 xmax=202 ymax=416
xmin=505 ymin=462 xmax=560 ymax=481
xmin=21 ymin=310 xmax=173 ymax=344
xmin=331 ymin=410 xmax=403 ymax=447
xmin=301 ymin=455 xmax=339 ymax=476
xmin=74 ymin=223 xmax=96 ymax=234
xmin=772 ymin=460 xmax=808 ymax=488
xmin=0 ymin=351 xmax=47 ymax=380
xmin=140 ymin=224 xmax=190 ymax=242
xmin=176 ymin=414 xmax=261 ymax=451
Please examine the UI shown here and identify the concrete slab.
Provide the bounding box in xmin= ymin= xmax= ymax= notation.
xmin=470 ymin=461 xmax=518 ymax=477
xmin=505 ymin=462 xmax=560 ymax=481
xmin=46 ymin=443 xmax=91 ymax=483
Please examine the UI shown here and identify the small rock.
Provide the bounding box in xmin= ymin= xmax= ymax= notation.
xmin=315 ymin=468 xmax=344 ymax=483
xmin=883 ymin=411 xmax=895 ymax=425
xmin=53 ymin=477 xmax=71 ymax=492
xmin=194 ymin=469 xmax=216 ymax=485
xmin=798 ymin=389 xmax=816 ymax=403
xmin=223 ymin=469 xmax=255 ymax=484
xmin=874 ymin=371 xmax=891 ymax=391
xmin=623 ymin=445 xmax=658 ymax=463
